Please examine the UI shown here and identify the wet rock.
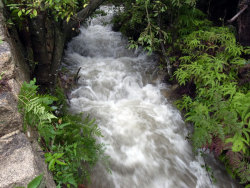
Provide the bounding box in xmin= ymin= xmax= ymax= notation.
xmin=171 ymin=84 xmax=179 ymax=91
xmin=0 ymin=132 xmax=56 ymax=188
xmin=160 ymin=84 xmax=182 ymax=101
xmin=202 ymin=152 xmax=243 ymax=188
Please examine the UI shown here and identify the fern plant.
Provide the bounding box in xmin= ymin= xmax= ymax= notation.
xmin=18 ymin=79 xmax=57 ymax=132
xmin=112 ymin=0 xmax=249 ymax=185
xmin=18 ymin=79 xmax=108 ymax=187
xmin=171 ymin=9 xmax=250 ymax=185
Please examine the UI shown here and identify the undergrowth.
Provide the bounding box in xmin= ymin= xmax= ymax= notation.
xmin=18 ymin=79 xmax=108 ymax=187
xmin=173 ymin=8 xmax=250 ymax=185
xmin=112 ymin=1 xmax=250 ymax=186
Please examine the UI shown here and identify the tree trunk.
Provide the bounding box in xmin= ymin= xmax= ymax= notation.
xmin=238 ymin=0 xmax=250 ymax=46
xmin=3 ymin=0 xmax=106 ymax=87
xmin=50 ymin=26 xmax=65 ymax=86
xmin=63 ymin=0 xmax=106 ymax=40
xmin=197 ymin=0 xmax=239 ymax=25
xmin=29 ymin=12 xmax=51 ymax=84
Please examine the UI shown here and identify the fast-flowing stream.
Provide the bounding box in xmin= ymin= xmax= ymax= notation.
xmin=64 ymin=6 xmax=239 ymax=188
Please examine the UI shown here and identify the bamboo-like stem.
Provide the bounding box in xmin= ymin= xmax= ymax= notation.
xmin=228 ymin=5 xmax=248 ymax=23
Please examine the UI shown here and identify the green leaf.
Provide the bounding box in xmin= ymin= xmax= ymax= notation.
xmin=26 ymin=9 xmax=32 ymax=15
xmin=27 ymin=174 xmax=43 ymax=188
xmin=54 ymin=153 xmax=64 ymax=159
xmin=56 ymin=160 xmax=67 ymax=166
xmin=49 ymin=159 xmax=56 ymax=170
xmin=33 ymin=10 xmax=37 ymax=17
xmin=66 ymin=16 xmax=70 ymax=23
xmin=18 ymin=10 xmax=22 ymax=17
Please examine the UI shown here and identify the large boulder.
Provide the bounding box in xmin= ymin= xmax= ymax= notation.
xmin=0 ymin=131 xmax=56 ymax=188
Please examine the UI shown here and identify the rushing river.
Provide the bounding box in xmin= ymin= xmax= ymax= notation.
xmin=64 ymin=6 xmax=239 ymax=188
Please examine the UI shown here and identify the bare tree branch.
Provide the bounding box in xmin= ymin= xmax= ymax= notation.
xmin=64 ymin=0 xmax=106 ymax=37
xmin=228 ymin=5 xmax=248 ymax=23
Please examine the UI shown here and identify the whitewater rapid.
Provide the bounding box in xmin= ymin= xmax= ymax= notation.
xmin=64 ymin=6 xmax=239 ymax=188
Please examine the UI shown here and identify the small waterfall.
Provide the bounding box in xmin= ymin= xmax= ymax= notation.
xmin=64 ymin=6 xmax=239 ymax=188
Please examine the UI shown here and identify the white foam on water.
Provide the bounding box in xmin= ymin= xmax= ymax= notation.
xmin=64 ymin=6 xmax=239 ymax=188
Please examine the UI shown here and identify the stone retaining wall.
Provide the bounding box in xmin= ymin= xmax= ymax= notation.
xmin=0 ymin=2 xmax=56 ymax=187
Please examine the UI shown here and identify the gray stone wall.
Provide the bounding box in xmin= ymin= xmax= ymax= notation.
xmin=0 ymin=2 xmax=56 ymax=187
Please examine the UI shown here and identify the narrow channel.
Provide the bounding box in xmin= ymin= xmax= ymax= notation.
xmin=64 ymin=6 xmax=238 ymax=188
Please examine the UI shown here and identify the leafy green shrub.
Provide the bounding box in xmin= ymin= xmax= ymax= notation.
xmin=5 ymin=0 xmax=88 ymax=21
xmin=113 ymin=0 xmax=196 ymax=54
xmin=113 ymin=1 xmax=249 ymax=185
xmin=172 ymin=9 xmax=250 ymax=185
xmin=18 ymin=79 xmax=108 ymax=187
xmin=18 ymin=79 xmax=57 ymax=131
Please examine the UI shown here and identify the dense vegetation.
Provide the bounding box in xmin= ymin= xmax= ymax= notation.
xmin=2 ymin=0 xmax=249 ymax=187
xmin=2 ymin=0 xmax=105 ymax=85
xmin=18 ymin=79 xmax=108 ymax=187
xmin=5 ymin=0 xmax=88 ymax=21
xmin=111 ymin=0 xmax=250 ymax=186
